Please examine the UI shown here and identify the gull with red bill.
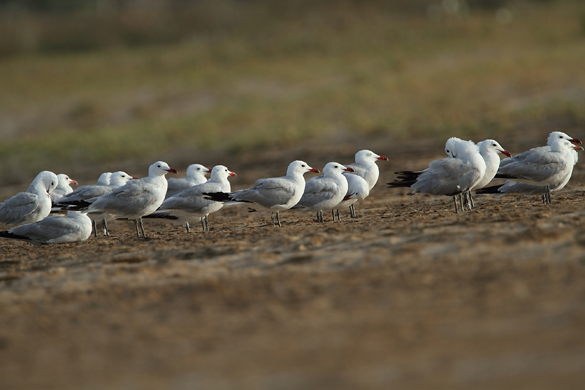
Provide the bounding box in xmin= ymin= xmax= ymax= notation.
xmin=337 ymin=149 xmax=389 ymax=218
xmin=294 ymin=162 xmax=356 ymax=223
xmin=88 ymin=161 xmax=178 ymax=237
xmin=147 ymin=165 xmax=236 ymax=232
xmin=165 ymin=163 xmax=211 ymax=199
xmin=50 ymin=174 xmax=78 ymax=203
xmin=481 ymin=138 xmax=582 ymax=204
xmin=204 ymin=160 xmax=319 ymax=227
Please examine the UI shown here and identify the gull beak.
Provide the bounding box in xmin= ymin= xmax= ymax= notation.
xmin=166 ymin=168 xmax=178 ymax=174
xmin=131 ymin=176 xmax=138 ymax=179
xmin=229 ymin=171 xmax=237 ymax=177
xmin=500 ymin=149 xmax=512 ymax=158
xmin=205 ymin=168 xmax=211 ymax=173
xmin=309 ymin=167 xmax=320 ymax=173
xmin=377 ymin=155 xmax=389 ymax=161
xmin=571 ymin=137 xmax=583 ymax=145
xmin=70 ymin=179 xmax=78 ymax=185
xmin=573 ymin=145 xmax=584 ymax=151
xmin=344 ymin=167 xmax=355 ymax=172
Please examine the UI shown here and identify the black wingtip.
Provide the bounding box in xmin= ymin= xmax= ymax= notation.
xmin=0 ymin=231 xmax=31 ymax=241
xmin=476 ymin=185 xmax=503 ymax=194
xmin=495 ymin=173 xmax=516 ymax=179
xmin=203 ymin=192 xmax=233 ymax=202
xmin=143 ymin=213 xmax=179 ymax=220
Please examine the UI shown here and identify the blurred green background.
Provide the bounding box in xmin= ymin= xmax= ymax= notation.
xmin=1 ymin=0 xmax=584 ymax=184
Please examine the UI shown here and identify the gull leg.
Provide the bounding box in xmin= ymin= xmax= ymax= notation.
xmin=276 ymin=212 xmax=282 ymax=228
xmin=134 ymin=219 xmax=140 ymax=237
xmin=92 ymin=220 xmax=98 ymax=237
xmin=204 ymin=215 xmax=210 ymax=231
xmin=102 ymin=219 xmax=110 ymax=237
xmin=139 ymin=217 xmax=146 ymax=238
xmin=350 ymin=204 xmax=357 ymax=218
xmin=331 ymin=209 xmax=335 ymax=222
xmin=184 ymin=222 xmax=190 ymax=233
xmin=469 ymin=192 xmax=475 ymax=209
xmin=453 ymin=196 xmax=459 ymax=213
xmin=336 ymin=209 xmax=340 ymax=222
xmin=546 ymin=185 xmax=551 ymax=204
xmin=270 ymin=212 xmax=275 ymax=226
xmin=459 ymin=194 xmax=465 ymax=212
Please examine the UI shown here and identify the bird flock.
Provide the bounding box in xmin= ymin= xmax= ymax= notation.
xmin=0 ymin=132 xmax=581 ymax=245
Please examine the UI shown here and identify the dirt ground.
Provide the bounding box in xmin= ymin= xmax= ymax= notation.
xmin=1 ymin=142 xmax=585 ymax=390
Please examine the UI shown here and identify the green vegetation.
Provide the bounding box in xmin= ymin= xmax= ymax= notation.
xmin=1 ymin=0 xmax=585 ymax=182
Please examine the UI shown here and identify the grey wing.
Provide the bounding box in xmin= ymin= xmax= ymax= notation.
xmin=498 ymin=150 xmax=568 ymax=182
xmin=90 ymin=181 xmax=153 ymax=213
xmin=412 ymin=158 xmax=472 ymax=195
xmin=56 ymin=185 xmax=111 ymax=204
xmin=347 ymin=163 xmax=367 ymax=178
xmin=235 ymin=178 xmax=295 ymax=207
xmin=166 ymin=177 xmax=199 ymax=198
xmin=499 ymin=146 xmax=549 ymax=169
xmin=160 ymin=182 xmax=219 ymax=211
xmin=0 ymin=192 xmax=41 ymax=224
xmin=10 ymin=215 xmax=79 ymax=242
xmin=298 ymin=177 xmax=338 ymax=207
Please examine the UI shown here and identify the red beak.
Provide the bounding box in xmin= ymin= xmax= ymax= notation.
xmin=501 ymin=150 xmax=512 ymax=158
xmin=167 ymin=168 xmax=178 ymax=174
xmin=309 ymin=167 xmax=320 ymax=173
xmin=571 ymin=137 xmax=582 ymax=145
xmin=377 ymin=155 xmax=389 ymax=161
xmin=205 ymin=168 xmax=211 ymax=173
xmin=344 ymin=167 xmax=355 ymax=172
xmin=70 ymin=179 xmax=78 ymax=185
xmin=229 ymin=171 xmax=237 ymax=177
xmin=573 ymin=145 xmax=584 ymax=151
xmin=131 ymin=176 xmax=138 ymax=179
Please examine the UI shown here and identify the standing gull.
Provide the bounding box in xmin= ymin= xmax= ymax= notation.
xmin=149 ymin=165 xmax=236 ymax=232
xmin=295 ymin=162 xmax=355 ymax=223
xmin=388 ymin=139 xmax=486 ymax=213
xmin=204 ymin=160 xmax=319 ymax=227
xmin=88 ymin=161 xmax=177 ymax=237
xmin=165 ymin=163 xmax=210 ymax=199
xmin=484 ymin=138 xmax=582 ymax=204
xmin=338 ymin=149 xmax=388 ymax=218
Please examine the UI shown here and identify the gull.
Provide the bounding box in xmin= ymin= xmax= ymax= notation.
xmin=0 ymin=171 xmax=59 ymax=228
xmin=165 ymin=163 xmax=210 ymax=199
xmin=338 ymin=150 xmax=388 ymax=218
xmin=204 ymin=160 xmax=319 ymax=227
xmin=148 ymin=165 xmax=236 ymax=232
xmin=478 ymin=132 xmax=582 ymax=203
xmin=294 ymin=162 xmax=355 ymax=223
xmin=481 ymin=138 xmax=582 ymax=204
xmin=388 ymin=139 xmax=486 ymax=213
xmin=50 ymin=174 xmax=78 ymax=203
xmin=88 ymin=161 xmax=177 ymax=237
xmin=0 ymin=211 xmax=92 ymax=245
xmin=53 ymin=171 xmax=136 ymax=236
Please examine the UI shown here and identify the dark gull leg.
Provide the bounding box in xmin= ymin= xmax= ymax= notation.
xmin=350 ymin=204 xmax=357 ymax=218
xmin=276 ymin=212 xmax=282 ymax=228
xmin=92 ymin=220 xmax=98 ymax=237
xmin=102 ymin=219 xmax=110 ymax=236
xmin=335 ymin=209 xmax=340 ymax=222
xmin=133 ymin=219 xmax=140 ymax=237
xmin=331 ymin=210 xmax=335 ymax=222
xmin=139 ymin=217 xmax=146 ymax=237
xmin=185 ymin=222 xmax=191 ymax=233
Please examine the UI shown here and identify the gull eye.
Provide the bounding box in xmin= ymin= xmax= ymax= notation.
xmin=301 ymin=164 xmax=305 ymax=167
xmin=446 ymin=149 xmax=450 ymax=153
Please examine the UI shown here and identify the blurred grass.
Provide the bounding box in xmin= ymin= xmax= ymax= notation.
xmin=1 ymin=0 xmax=585 ymax=183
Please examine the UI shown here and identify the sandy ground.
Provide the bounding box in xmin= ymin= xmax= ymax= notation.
xmin=1 ymin=143 xmax=585 ymax=390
